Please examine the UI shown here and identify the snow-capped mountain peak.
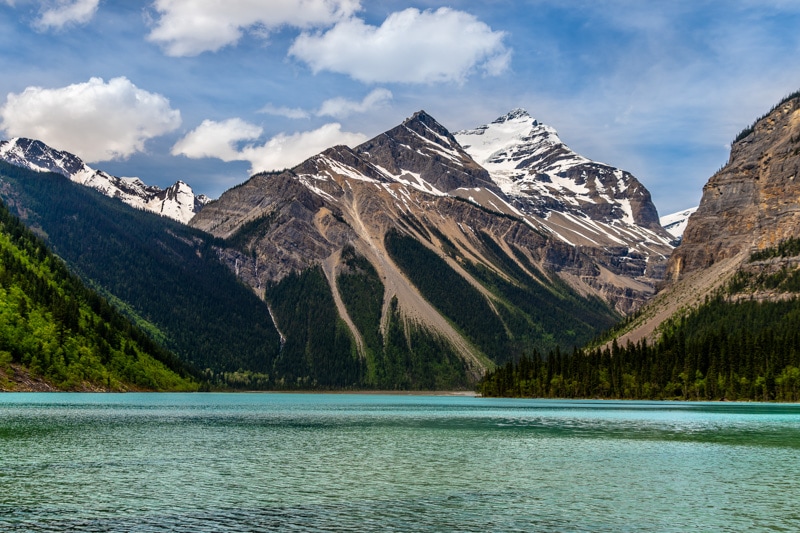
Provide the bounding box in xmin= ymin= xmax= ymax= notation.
xmin=0 ymin=137 xmax=208 ymax=224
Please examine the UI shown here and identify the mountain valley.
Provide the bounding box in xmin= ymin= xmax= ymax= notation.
xmin=2 ymin=96 xmax=798 ymax=394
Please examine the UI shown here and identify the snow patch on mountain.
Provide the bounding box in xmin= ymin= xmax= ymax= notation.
xmin=660 ymin=207 xmax=698 ymax=239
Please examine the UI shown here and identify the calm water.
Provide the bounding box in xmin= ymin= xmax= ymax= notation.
xmin=0 ymin=394 xmax=798 ymax=532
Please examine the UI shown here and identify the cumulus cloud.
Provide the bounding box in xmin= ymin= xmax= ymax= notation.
xmin=0 ymin=77 xmax=181 ymax=162
xmin=34 ymin=0 xmax=100 ymax=29
xmin=147 ymin=0 xmax=361 ymax=57
xmin=257 ymin=103 xmax=310 ymax=120
xmin=289 ymin=8 xmax=510 ymax=84
xmin=173 ymin=120 xmax=366 ymax=173
xmin=317 ymin=88 xmax=392 ymax=118
xmin=171 ymin=118 xmax=263 ymax=161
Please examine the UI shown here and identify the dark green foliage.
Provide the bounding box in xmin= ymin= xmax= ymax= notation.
xmin=728 ymin=268 xmax=800 ymax=294
xmin=336 ymin=247 xmax=472 ymax=389
xmin=385 ymin=227 xmax=617 ymax=365
xmin=385 ymin=229 xmax=509 ymax=362
xmin=266 ymin=266 xmax=364 ymax=388
xmin=375 ymin=297 xmax=471 ymax=390
xmin=336 ymin=246 xmax=384 ymax=378
xmin=0 ymin=199 xmax=195 ymax=391
xmin=225 ymin=210 xmax=278 ymax=252
xmin=480 ymin=294 xmax=800 ymax=402
xmin=398 ymin=212 xmax=431 ymax=242
xmin=749 ymin=237 xmax=800 ymax=261
xmin=733 ymin=89 xmax=800 ymax=143
xmin=468 ymin=231 xmax=617 ymax=351
xmin=0 ymin=161 xmax=281 ymax=377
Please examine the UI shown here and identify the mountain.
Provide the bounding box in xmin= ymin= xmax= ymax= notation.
xmin=667 ymin=92 xmax=800 ymax=283
xmin=478 ymin=93 xmax=800 ymax=401
xmin=610 ymin=90 xmax=800 ymax=348
xmin=189 ymin=109 xmax=677 ymax=387
xmin=454 ymin=109 xmax=662 ymax=229
xmin=0 ymin=137 xmax=210 ymax=223
xmin=0 ymin=109 xmax=680 ymax=390
xmin=660 ymin=207 xmax=698 ymax=240
xmin=0 ymin=160 xmax=282 ymax=388
xmin=0 ymin=197 xmax=196 ymax=391
xmin=454 ymin=110 xmax=674 ymax=311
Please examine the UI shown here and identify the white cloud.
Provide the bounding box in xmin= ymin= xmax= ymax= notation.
xmin=257 ymin=103 xmax=310 ymax=120
xmin=36 ymin=0 xmax=100 ymax=29
xmin=173 ymin=120 xmax=366 ymax=173
xmin=147 ymin=0 xmax=361 ymax=57
xmin=0 ymin=77 xmax=181 ymax=162
xmin=171 ymin=118 xmax=263 ymax=161
xmin=317 ymin=88 xmax=392 ymax=118
xmin=241 ymin=123 xmax=366 ymax=172
xmin=289 ymin=7 xmax=510 ymax=84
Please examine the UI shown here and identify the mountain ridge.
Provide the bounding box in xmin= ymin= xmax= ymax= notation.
xmin=0 ymin=137 xmax=210 ymax=224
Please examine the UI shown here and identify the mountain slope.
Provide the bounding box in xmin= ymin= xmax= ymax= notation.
xmin=0 ymin=138 xmax=209 ymax=223
xmin=0 ymin=160 xmax=282 ymax=387
xmin=660 ymin=207 xmax=698 ymax=240
xmin=191 ymin=110 xmax=676 ymax=385
xmin=454 ymin=110 xmax=674 ymax=311
xmin=0 ymin=198 xmax=196 ymax=391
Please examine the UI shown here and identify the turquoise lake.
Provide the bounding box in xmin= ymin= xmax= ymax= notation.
xmin=0 ymin=393 xmax=798 ymax=532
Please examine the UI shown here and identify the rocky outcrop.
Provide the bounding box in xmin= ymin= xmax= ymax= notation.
xmin=607 ymin=92 xmax=800 ymax=349
xmin=666 ymin=94 xmax=800 ymax=282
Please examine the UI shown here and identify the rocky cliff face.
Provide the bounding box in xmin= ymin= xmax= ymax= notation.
xmin=666 ymin=93 xmax=800 ymax=282
xmin=0 ymin=137 xmax=210 ymax=224
xmin=607 ymin=92 xmax=800 ymax=349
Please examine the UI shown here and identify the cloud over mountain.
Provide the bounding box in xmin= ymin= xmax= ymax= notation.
xmin=289 ymin=7 xmax=510 ymax=83
xmin=0 ymin=76 xmax=181 ymax=162
xmin=317 ymin=89 xmax=392 ymax=118
xmin=172 ymin=120 xmax=366 ymax=174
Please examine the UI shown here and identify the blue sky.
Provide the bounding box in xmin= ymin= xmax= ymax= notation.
xmin=2 ymin=1 xmax=800 ymax=214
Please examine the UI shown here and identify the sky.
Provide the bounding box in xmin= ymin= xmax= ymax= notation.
xmin=2 ymin=1 xmax=800 ymax=215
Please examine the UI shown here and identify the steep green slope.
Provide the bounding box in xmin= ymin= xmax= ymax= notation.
xmin=0 ymin=162 xmax=281 ymax=384
xmin=335 ymin=246 xmax=471 ymax=389
xmin=480 ymin=240 xmax=800 ymax=401
xmin=266 ymin=266 xmax=363 ymax=389
xmin=385 ymin=229 xmax=618 ymax=365
xmin=0 ymin=200 xmax=195 ymax=391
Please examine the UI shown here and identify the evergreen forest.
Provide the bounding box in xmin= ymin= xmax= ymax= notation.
xmin=480 ymin=245 xmax=800 ymax=401
xmin=0 ymin=199 xmax=196 ymax=391
xmin=0 ymin=162 xmax=281 ymax=388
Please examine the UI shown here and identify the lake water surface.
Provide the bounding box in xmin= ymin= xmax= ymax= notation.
xmin=0 ymin=393 xmax=798 ymax=532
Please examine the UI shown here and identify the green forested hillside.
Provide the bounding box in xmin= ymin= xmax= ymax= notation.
xmin=0 ymin=199 xmax=196 ymax=391
xmin=480 ymin=246 xmax=800 ymax=401
xmin=336 ymin=246 xmax=471 ymax=389
xmin=0 ymin=162 xmax=281 ymax=386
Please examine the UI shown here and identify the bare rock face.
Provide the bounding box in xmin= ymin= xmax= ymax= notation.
xmin=359 ymin=111 xmax=500 ymax=194
xmin=666 ymin=94 xmax=800 ymax=281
